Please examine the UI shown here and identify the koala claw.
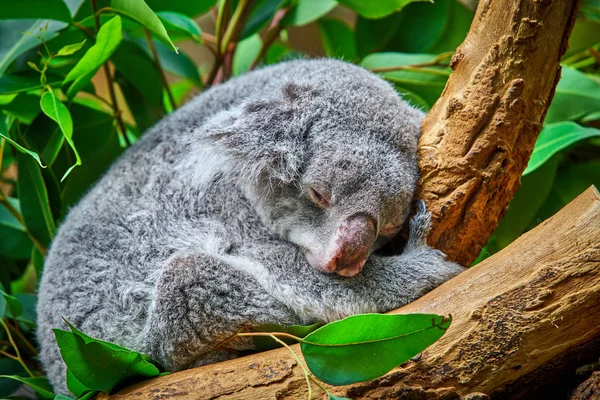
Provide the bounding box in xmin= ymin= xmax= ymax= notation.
xmin=409 ymin=200 xmax=432 ymax=246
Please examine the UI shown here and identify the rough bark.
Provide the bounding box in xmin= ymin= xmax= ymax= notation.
xmin=570 ymin=372 xmax=600 ymax=400
xmin=417 ymin=0 xmax=579 ymax=265
xmin=101 ymin=186 xmax=600 ymax=400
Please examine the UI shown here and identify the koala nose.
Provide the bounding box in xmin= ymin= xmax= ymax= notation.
xmin=330 ymin=213 xmax=376 ymax=276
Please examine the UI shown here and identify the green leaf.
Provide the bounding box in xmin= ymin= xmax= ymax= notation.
xmin=157 ymin=11 xmax=201 ymax=42
xmin=0 ymin=133 xmax=45 ymax=168
xmin=329 ymin=395 xmax=351 ymax=400
xmin=63 ymin=16 xmax=122 ymax=87
xmin=338 ymin=0 xmax=429 ymax=19
xmin=239 ymin=0 xmax=284 ymax=40
xmin=0 ymin=19 xmax=67 ymax=75
xmin=545 ymin=67 xmax=600 ymax=124
xmin=360 ymin=52 xmax=449 ymax=106
xmin=0 ymin=376 xmax=54 ymax=398
xmin=146 ymin=0 xmax=217 ymax=17
xmin=524 ymin=122 xmax=600 ymax=175
xmin=111 ymin=40 xmax=164 ymax=104
xmin=17 ymin=151 xmax=56 ymax=247
xmin=233 ymin=34 xmax=262 ymax=76
xmin=0 ymin=284 xmax=23 ymax=317
xmin=0 ymin=359 xmax=26 ymax=398
xmin=67 ymin=369 xmax=90 ymax=398
xmin=0 ymin=93 xmax=42 ymax=124
xmin=0 ymin=198 xmax=33 ymax=259
xmin=54 ymin=321 xmax=161 ymax=393
xmin=56 ymin=40 xmax=87 ymax=56
xmin=301 ymin=313 xmax=451 ymax=385
xmin=318 ymin=18 xmax=356 ymax=61
xmin=0 ymin=0 xmax=71 ymax=22
xmin=0 ymin=75 xmax=44 ymax=95
xmin=111 ymin=0 xmax=177 ymax=52
xmin=282 ymin=0 xmax=337 ymax=27
xmin=135 ymin=39 xmax=202 ymax=87
xmin=40 ymin=90 xmax=81 ymax=180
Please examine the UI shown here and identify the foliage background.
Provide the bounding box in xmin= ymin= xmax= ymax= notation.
xmin=0 ymin=0 xmax=599 ymax=397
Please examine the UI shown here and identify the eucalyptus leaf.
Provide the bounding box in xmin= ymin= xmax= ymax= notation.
xmin=0 ymin=198 xmax=32 ymax=259
xmin=134 ymin=39 xmax=202 ymax=87
xmin=318 ymin=19 xmax=356 ymax=61
xmin=146 ymin=0 xmax=217 ymax=17
xmin=40 ymin=90 xmax=81 ymax=180
xmin=157 ymin=11 xmax=201 ymax=42
xmin=54 ymin=321 xmax=161 ymax=393
xmin=0 ymin=376 xmax=54 ymax=399
xmin=524 ymin=122 xmax=600 ymax=175
xmin=63 ymin=16 xmax=122 ymax=87
xmin=56 ymin=40 xmax=86 ymax=56
xmin=282 ymin=0 xmax=337 ymax=27
xmin=360 ymin=52 xmax=449 ymax=106
xmin=0 ymin=284 xmax=23 ymax=317
xmin=16 ymin=151 xmax=55 ymax=247
xmin=239 ymin=0 xmax=284 ymax=40
xmin=0 ymin=133 xmax=45 ymax=167
xmin=0 ymin=0 xmax=71 ymax=22
xmin=545 ymin=66 xmax=600 ymax=124
xmin=0 ymin=74 xmax=43 ymax=95
xmin=337 ymin=0 xmax=429 ymax=19
xmin=111 ymin=0 xmax=177 ymax=52
xmin=301 ymin=313 xmax=451 ymax=385
xmin=233 ymin=34 xmax=262 ymax=76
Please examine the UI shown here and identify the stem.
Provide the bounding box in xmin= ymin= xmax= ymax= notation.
xmin=0 ymin=320 xmax=34 ymax=377
xmin=215 ymin=0 xmax=229 ymax=57
xmin=369 ymin=51 xmax=454 ymax=73
xmin=0 ymin=349 xmax=18 ymax=360
xmin=0 ymin=137 xmax=5 ymax=173
xmin=71 ymin=22 xmax=95 ymax=38
xmin=144 ymin=29 xmax=176 ymax=110
xmin=267 ymin=334 xmax=313 ymax=400
xmin=249 ymin=8 xmax=289 ymax=71
xmin=220 ymin=0 xmax=249 ymax=54
xmin=91 ymin=0 xmax=130 ymax=146
xmin=0 ymin=191 xmax=47 ymax=257
xmin=7 ymin=322 xmax=38 ymax=356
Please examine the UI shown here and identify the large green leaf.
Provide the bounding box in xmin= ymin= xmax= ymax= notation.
xmin=360 ymin=52 xmax=449 ymax=106
xmin=545 ymin=67 xmax=600 ymax=124
xmin=0 ymin=0 xmax=71 ymax=22
xmin=0 ymin=198 xmax=32 ymax=259
xmin=40 ymin=90 xmax=81 ymax=180
xmin=239 ymin=0 xmax=284 ymax=40
xmin=524 ymin=122 xmax=600 ymax=175
xmin=318 ymin=18 xmax=356 ymax=61
xmin=282 ymin=0 xmax=337 ymax=27
xmin=54 ymin=321 xmax=161 ymax=394
xmin=0 ymin=19 xmax=67 ymax=75
xmin=0 ymin=132 xmax=45 ymax=168
xmin=157 ymin=11 xmax=201 ymax=42
xmin=0 ymin=93 xmax=42 ymax=124
xmin=0 ymin=376 xmax=54 ymax=398
xmin=0 ymin=74 xmax=48 ymax=95
xmin=16 ymin=151 xmax=56 ymax=248
xmin=111 ymin=40 xmax=163 ymax=104
xmin=301 ymin=313 xmax=451 ymax=385
xmin=134 ymin=39 xmax=202 ymax=87
xmin=63 ymin=16 xmax=122 ymax=90
xmin=111 ymin=0 xmax=177 ymax=52
xmin=355 ymin=0 xmax=472 ymax=57
xmin=338 ymin=0 xmax=428 ymax=19
xmin=232 ymin=34 xmax=262 ymax=76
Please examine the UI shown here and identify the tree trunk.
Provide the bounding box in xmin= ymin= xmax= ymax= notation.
xmin=100 ymin=186 xmax=600 ymax=400
xmin=417 ymin=0 xmax=579 ymax=266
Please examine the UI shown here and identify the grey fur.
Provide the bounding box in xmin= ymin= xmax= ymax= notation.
xmin=36 ymin=59 xmax=464 ymax=394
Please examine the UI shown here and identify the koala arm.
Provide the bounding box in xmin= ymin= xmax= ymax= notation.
xmin=138 ymin=253 xmax=299 ymax=371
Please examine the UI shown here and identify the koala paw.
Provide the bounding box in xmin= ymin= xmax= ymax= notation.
xmin=408 ymin=200 xmax=432 ymax=248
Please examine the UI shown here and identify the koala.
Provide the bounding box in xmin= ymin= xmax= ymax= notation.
xmin=36 ymin=59 xmax=464 ymax=394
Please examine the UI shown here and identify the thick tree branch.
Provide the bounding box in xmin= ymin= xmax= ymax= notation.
xmin=417 ymin=0 xmax=579 ymax=265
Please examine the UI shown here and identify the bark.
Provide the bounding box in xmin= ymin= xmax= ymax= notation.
xmin=417 ymin=0 xmax=579 ymax=265
xmin=570 ymin=372 xmax=600 ymax=400
xmin=100 ymin=186 xmax=600 ymax=400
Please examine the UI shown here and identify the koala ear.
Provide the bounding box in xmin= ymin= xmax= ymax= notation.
xmin=201 ymin=87 xmax=311 ymax=185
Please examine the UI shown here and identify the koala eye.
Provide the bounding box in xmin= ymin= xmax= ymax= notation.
xmin=379 ymin=224 xmax=402 ymax=237
xmin=307 ymin=186 xmax=330 ymax=209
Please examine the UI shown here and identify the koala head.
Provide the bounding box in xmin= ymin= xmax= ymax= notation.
xmin=202 ymin=62 xmax=424 ymax=277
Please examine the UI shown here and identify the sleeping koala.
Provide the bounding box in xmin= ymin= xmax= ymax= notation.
xmin=36 ymin=59 xmax=464 ymax=393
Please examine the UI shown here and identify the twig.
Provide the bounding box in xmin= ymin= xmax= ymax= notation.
xmin=6 ymin=321 xmax=38 ymax=356
xmin=144 ymin=29 xmax=176 ymax=110
xmin=91 ymin=0 xmax=130 ymax=146
xmin=249 ymin=8 xmax=289 ymax=71
xmin=206 ymin=0 xmax=229 ymax=87
xmin=0 ymin=349 xmax=18 ymax=360
xmin=71 ymin=21 xmax=95 ymax=38
xmin=0 ymin=320 xmax=34 ymax=377
xmin=369 ymin=51 xmax=454 ymax=73
xmin=220 ymin=0 xmax=249 ymax=54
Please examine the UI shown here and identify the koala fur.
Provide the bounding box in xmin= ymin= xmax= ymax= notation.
xmin=36 ymin=59 xmax=465 ymax=394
